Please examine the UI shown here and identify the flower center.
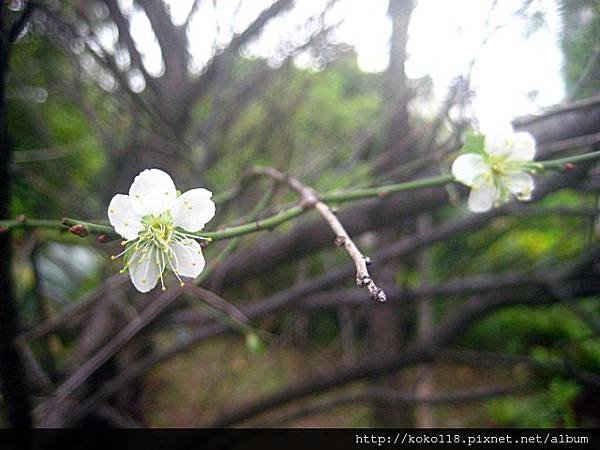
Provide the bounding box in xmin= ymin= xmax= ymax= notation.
xmin=489 ymin=154 xmax=509 ymax=176
xmin=142 ymin=212 xmax=174 ymax=244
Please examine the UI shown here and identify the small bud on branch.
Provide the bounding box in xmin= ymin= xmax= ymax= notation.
xmin=69 ymin=224 xmax=88 ymax=237
xmin=334 ymin=236 xmax=347 ymax=247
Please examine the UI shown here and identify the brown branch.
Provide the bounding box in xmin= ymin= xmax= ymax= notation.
xmin=513 ymin=95 xmax=600 ymax=146
xmin=209 ymin=286 xmax=600 ymax=428
xmin=168 ymin=254 xmax=600 ymax=328
xmin=137 ymin=0 xmax=187 ymax=88
xmin=254 ymin=167 xmax=386 ymax=303
xmin=17 ymin=341 xmax=52 ymax=393
xmin=63 ymin=258 xmax=591 ymax=427
xmin=183 ymin=0 xmax=203 ymax=30
xmin=101 ymin=0 xmax=161 ymax=96
xmin=207 ymin=349 xmax=540 ymax=428
xmin=536 ymin=130 xmax=600 ymax=157
xmin=96 ymin=405 xmax=141 ymax=428
xmin=167 ymin=269 xmax=528 ymax=325
xmin=36 ymin=288 xmax=181 ymax=426
xmin=17 ymin=274 xmax=129 ymax=343
xmin=184 ymin=284 xmax=250 ymax=328
xmin=202 ymin=248 xmax=600 ymax=426
xmin=263 ymin=384 xmax=527 ymax=427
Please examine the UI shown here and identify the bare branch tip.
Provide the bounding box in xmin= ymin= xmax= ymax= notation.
xmin=374 ymin=289 xmax=387 ymax=303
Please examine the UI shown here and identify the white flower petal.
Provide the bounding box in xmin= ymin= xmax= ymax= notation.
xmin=451 ymin=153 xmax=488 ymax=187
xmin=486 ymin=132 xmax=535 ymax=161
xmin=128 ymin=169 xmax=177 ymax=217
xmin=128 ymin=249 xmax=160 ymax=293
xmin=507 ymin=132 xmax=536 ymax=162
xmin=170 ymin=240 xmax=205 ymax=278
xmin=467 ymin=182 xmax=497 ymax=213
xmin=485 ymin=134 xmax=509 ymax=157
xmin=172 ymin=188 xmax=216 ymax=232
xmin=171 ymin=239 xmax=205 ymax=278
xmin=107 ymin=194 xmax=143 ymax=240
xmin=504 ymin=172 xmax=534 ymax=201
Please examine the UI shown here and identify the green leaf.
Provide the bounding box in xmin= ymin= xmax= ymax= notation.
xmin=460 ymin=132 xmax=486 ymax=156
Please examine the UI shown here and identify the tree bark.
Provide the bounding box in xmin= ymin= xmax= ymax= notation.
xmin=0 ymin=5 xmax=32 ymax=428
xmin=376 ymin=0 xmax=416 ymax=171
xmin=369 ymin=0 xmax=417 ymax=427
xmin=414 ymin=213 xmax=435 ymax=427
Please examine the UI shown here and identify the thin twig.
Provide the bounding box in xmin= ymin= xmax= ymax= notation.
xmin=254 ymin=166 xmax=387 ymax=303
xmin=184 ymin=284 xmax=250 ymax=329
xmin=17 ymin=274 xmax=129 ymax=343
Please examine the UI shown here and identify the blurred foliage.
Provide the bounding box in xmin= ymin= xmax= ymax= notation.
xmin=559 ymin=0 xmax=600 ymax=99
xmin=9 ymin=34 xmax=106 ymax=218
xmin=488 ymin=379 xmax=581 ymax=427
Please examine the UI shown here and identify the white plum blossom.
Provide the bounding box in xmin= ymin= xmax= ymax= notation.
xmin=108 ymin=169 xmax=215 ymax=292
xmin=451 ymin=132 xmax=539 ymax=213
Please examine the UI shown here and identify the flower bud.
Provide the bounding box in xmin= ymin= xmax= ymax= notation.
xmin=69 ymin=224 xmax=89 ymax=237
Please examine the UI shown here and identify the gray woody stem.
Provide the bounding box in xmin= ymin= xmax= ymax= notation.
xmin=253 ymin=167 xmax=386 ymax=303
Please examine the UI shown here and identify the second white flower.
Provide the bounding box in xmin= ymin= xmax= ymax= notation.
xmin=451 ymin=132 xmax=538 ymax=213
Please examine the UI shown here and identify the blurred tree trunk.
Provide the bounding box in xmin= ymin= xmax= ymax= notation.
xmin=0 ymin=5 xmax=32 ymax=427
xmin=368 ymin=0 xmax=415 ymax=428
xmin=376 ymin=0 xmax=415 ymax=172
xmin=414 ymin=213 xmax=435 ymax=427
xmin=368 ymin=286 xmax=414 ymax=426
